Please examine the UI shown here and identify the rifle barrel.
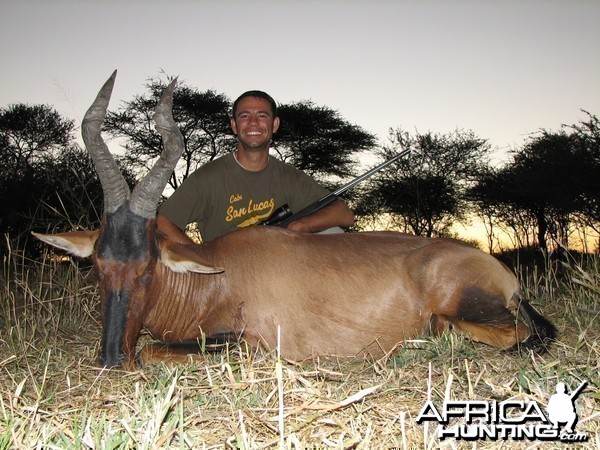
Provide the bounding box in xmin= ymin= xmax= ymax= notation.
xmin=569 ymin=380 xmax=588 ymax=400
xmin=262 ymin=148 xmax=411 ymax=227
xmin=332 ymin=148 xmax=410 ymax=197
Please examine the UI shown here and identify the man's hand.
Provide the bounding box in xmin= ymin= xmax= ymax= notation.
xmin=286 ymin=200 xmax=354 ymax=233
xmin=156 ymin=214 xmax=195 ymax=245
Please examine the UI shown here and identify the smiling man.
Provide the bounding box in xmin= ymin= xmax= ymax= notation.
xmin=157 ymin=90 xmax=354 ymax=243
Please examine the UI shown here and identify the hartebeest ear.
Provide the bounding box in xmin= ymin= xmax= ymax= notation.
xmin=32 ymin=230 xmax=100 ymax=258
xmin=159 ymin=239 xmax=224 ymax=274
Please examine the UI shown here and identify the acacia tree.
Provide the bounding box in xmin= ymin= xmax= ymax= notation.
xmin=0 ymin=104 xmax=74 ymax=178
xmin=469 ymin=166 xmax=541 ymax=252
xmin=565 ymin=111 xmax=600 ymax=235
xmin=273 ymin=101 xmax=377 ymax=184
xmin=103 ymin=78 xmax=235 ymax=190
xmin=358 ymin=128 xmax=490 ymax=237
xmin=1 ymin=104 xmax=75 ymax=248
xmin=471 ymin=122 xmax=599 ymax=252
xmin=0 ymin=104 xmax=126 ymax=256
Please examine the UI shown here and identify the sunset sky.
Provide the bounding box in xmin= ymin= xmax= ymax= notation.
xmin=1 ymin=0 xmax=598 ymax=166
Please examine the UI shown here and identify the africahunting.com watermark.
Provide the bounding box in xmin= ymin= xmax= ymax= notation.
xmin=416 ymin=380 xmax=589 ymax=443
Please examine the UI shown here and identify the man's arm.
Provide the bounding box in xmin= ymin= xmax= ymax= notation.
xmin=286 ymin=199 xmax=354 ymax=233
xmin=156 ymin=214 xmax=195 ymax=245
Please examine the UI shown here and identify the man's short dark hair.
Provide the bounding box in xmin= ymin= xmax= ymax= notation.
xmin=232 ymin=90 xmax=277 ymax=117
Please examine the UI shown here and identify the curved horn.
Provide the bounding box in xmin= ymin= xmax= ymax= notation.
xmin=81 ymin=70 xmax=130 ymax=214
xmin=129 ymin=79 xmax=183 ymax=219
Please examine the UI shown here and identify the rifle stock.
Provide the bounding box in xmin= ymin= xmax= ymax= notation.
xmin=262 ymin=149 xmax=410 ymax=228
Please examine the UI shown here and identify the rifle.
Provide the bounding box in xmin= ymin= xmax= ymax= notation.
xmin=569 ymin=380 xmax=588 ymax=400
xmin=261 ymin=148 xmax=410 ymax=227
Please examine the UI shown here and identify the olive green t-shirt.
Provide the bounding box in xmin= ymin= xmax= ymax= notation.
xmin=158 ymin=153 xmax=330 ymax=242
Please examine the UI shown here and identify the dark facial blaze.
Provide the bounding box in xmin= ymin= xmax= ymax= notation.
xmin=94 ymin=204 xmax=157 ymax=367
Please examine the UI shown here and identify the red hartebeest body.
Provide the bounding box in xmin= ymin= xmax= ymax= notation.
xmin=146 ymin=227 xmax=532 ymax=360
xmin=33 ymin=73 xmax=555 ymax=368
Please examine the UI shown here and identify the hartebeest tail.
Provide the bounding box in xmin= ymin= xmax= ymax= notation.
xmin=33 ymin=72 xmax=556 ymax=369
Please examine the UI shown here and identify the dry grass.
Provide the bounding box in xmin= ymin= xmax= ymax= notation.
xmin=0 ymin=249 xmax=598 ymax=449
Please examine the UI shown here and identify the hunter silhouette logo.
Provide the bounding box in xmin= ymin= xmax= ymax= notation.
xmin=416 ymin=379 xmax=589 ymax=443
xmin=546 ymin=380 xmax=587 ymax=437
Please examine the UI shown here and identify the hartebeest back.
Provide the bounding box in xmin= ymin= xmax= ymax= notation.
xmin=34 ymin=73 xmax=555 ymax=369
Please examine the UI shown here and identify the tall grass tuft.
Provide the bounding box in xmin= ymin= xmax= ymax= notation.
xmin=1 ymin=246 xmax=598 ymax=448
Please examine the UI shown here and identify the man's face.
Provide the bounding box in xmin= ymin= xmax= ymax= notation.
xmin=231 ymin=97 xmax=280 ymax=151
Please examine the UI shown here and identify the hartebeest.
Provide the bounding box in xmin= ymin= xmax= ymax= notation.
xmin=34 ymin=72 xmax=555 ymax=369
